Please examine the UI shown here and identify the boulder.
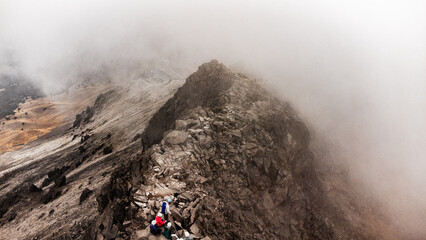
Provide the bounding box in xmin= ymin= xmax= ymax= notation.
xmin=29 ymin=183 xmax=42 ymax=192
xmin=134 ymin=226 xmax=150 ymax=240
xmin=103 ymin=146 xmax=113 ymax=155
xmin=133 ymin=201 xmax=145 ymax=208
xmin=273 ymin=186 xmax=288 ymax=207
xmin=262 ymin=192 xmax=274 ymax=210
xmin=175 ymin=120 xmax=188 ymax=130
xmin=148 ymin=235 xmax=164 ymax=240
xmin=190 ymin=223 xmax=202 ymax=238
xmin=186 ymin=119 xmax=199 ymax=129
xmin=190 ymin=202 xmax=202 ymax=224
xmin=79 ymin=188 xmax=93 ymax=204
xmin=164 ymin=131 xmax=188 ymax=145
xmin=102 ymin=224 xmax=118 ymax=239
xmin=171 ymin=208 xmax=183 ymax=223
xmin=153 ymin=188 xmax=176 ymax=197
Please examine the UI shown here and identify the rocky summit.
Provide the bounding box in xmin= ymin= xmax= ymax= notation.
xmin=81 ymin=60 xmax=374 ymax=240
xmin=138 ymin=60 xmax=327 ymax=239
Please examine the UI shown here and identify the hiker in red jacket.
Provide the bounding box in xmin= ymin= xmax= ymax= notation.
xmin=156 ymin=212 xmax=166 ymax=226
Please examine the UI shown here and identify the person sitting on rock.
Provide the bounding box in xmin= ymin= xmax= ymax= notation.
xmin=161 ymin=198 xmax=172 ymax=218
xmin=163 ymin=222 xmax=173 ymax=239
xmin=156 ymin=212 xmax=166 ymax=226
xmin=150 ymin=220 xmax=161 ymax=235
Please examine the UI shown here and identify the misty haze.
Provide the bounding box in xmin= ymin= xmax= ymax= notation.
xmin=0 ymin=1 xmax=425 ymax=239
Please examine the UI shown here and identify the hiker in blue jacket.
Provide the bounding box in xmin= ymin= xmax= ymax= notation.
xmin=161 ymin=198 xmax=172 ymax=219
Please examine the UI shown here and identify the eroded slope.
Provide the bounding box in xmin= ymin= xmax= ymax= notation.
xmin=0 ymin=70 xmax=184 ymax=239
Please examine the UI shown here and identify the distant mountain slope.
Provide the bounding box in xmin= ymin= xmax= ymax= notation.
xmin=0 ymin=65 xmax=185 ymax=240
xmin=0 ymin=74 xmax=43 ymax=119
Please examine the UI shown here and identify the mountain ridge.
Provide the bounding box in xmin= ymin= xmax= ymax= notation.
xmin=0 ymin=60 xmax=399 ymax=239
xmin=85 ymin=60 xmax=374 ymax=239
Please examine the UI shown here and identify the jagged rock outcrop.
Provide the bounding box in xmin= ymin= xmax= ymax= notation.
xmin=122 ymin=60 xmax=365 ymax=239
xmin=73 ymin=90 xmax=116 ymax=128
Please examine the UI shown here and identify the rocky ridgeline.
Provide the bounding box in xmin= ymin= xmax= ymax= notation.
xmin=85 ymin=60 xmax=365 ymax=240
xmin=122 ymin=60 xmax=336 ymax=240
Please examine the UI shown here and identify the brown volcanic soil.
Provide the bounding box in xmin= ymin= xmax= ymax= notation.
xmin=0 ymin=85 xmax=112 ymax=155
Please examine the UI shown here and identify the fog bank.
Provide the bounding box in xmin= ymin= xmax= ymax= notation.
xmin=1 ymin=0 xmax=425 ymax=236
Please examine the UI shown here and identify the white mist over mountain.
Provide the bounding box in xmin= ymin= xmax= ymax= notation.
xmin=1 ymin=0 xmax=425 ymax=236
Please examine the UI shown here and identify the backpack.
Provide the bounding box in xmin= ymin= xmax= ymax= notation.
xmin=161 ymin=201 xmax=167 ymax=214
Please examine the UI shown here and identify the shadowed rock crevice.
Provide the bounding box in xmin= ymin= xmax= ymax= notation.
xmin=141 ymin=60 xmax=235 ymax=150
